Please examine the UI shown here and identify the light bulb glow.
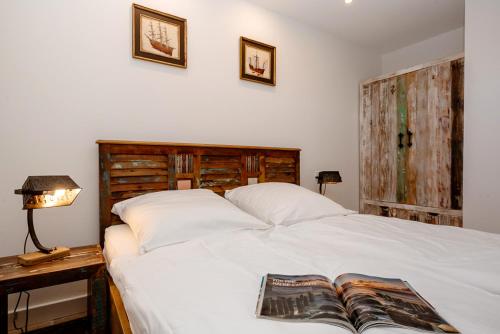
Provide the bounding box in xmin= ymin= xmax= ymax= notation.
xmin=345 ymin=0 xmax=353 ymax=4
xmin=54 ymin=189 xmax=66 ymax=197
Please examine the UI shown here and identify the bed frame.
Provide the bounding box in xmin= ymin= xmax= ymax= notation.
xmin=97 ymin=140 xmax=301 ymax=333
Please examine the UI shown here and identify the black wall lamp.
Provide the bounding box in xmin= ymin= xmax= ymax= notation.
xmin=316 ymin=171 xmax=342 ymax=195
xmin=14 ymin=175 xmax=81 ymax=266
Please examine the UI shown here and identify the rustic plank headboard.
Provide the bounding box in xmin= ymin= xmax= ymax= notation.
xmin=97 ymin=140 xmax=301 ymax=246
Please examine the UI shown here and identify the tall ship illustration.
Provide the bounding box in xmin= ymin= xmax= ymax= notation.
xmin=248 ymin=53 xmax=267 ymax=76
xmin=145 ymin=20 xmax=175 ymax=56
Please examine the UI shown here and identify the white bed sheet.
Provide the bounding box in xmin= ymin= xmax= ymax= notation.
xmin=106 ymin=215 xmax=500 ymax=334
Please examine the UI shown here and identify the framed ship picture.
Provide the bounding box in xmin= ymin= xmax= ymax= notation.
xmin=132 ymin=4 xmax=187 ymax=68
xmin=240 ymin=37 xmax=276 ymax=86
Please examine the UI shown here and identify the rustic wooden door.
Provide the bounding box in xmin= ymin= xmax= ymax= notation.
xmin=360 ymin=79 xmax=398 ymax=203
xmin=360 ymin=57 xmax=463 ymax=218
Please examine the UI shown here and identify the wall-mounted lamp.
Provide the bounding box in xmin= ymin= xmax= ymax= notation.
xmin=14 ymin=175 xmax=81 ymax=266
xmin=316 ymin=171 xmax=342 ymax=195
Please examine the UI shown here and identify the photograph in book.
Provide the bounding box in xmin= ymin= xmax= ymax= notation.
xmin=334 ymin=274 xmax=459 ymax=333
xmin=256 ymin=273 xmax=459 ymax=334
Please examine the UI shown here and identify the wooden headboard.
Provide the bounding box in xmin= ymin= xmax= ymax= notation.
xmin=97 ymin=140 xmax=301 ymax=246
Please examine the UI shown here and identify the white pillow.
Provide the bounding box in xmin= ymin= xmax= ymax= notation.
xmin=111 ymin=189 xmax=269 ymax=254
xmin=224 ymin=182 xmax=355 ymax=225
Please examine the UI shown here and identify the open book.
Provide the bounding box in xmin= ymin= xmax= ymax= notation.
xmin=256 ymin=273 xmax=459 ymax=333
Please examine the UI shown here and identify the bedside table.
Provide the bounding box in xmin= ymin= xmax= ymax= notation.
xmin=0 ymin=245 xmax=106 ymax=334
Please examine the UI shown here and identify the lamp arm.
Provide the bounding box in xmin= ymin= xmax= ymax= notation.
xmin=27 ymin=209 xmax=54 ymax=254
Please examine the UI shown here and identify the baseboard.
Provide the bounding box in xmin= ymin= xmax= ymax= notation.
xmin=8 ymin=295 xmax=87 ymax=333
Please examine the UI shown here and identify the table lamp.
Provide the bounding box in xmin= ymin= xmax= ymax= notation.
xmin=14 ymin=175 xmax=81 ymax=266
xmin=316 ymin=171 xmax=342 ymax=195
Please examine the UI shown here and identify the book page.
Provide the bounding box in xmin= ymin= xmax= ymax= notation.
xmin=334 ymin=273 xmax=459 ymax=333
xmin=256 ymin=274 xmax=355 ymax=332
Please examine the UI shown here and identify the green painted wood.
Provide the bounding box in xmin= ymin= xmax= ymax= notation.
xmin=396 ymin=75 xmax=408 ymax=203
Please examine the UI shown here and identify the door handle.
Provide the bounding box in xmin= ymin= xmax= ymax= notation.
xmin=398 ymin=133 xmax=404 ymax=149
xmin=407 ymin=129 xmax=413 ymax=147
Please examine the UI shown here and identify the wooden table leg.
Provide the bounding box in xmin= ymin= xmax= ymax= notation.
xmin=88 ymin=267 xmax=107 ymax=334
xmin=0 ymin=294 xmax=7 ymax=334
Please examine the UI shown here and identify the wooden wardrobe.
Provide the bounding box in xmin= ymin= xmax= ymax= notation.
xmin=359 ymin=55 xmax=464 ymax=226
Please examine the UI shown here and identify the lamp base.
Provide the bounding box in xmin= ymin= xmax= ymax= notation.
xmin=17 ymin=246 xmax=70 ymax=266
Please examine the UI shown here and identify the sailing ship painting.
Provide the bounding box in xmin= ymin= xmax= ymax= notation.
xmin=132 ymin=4 xmax=187 ymax=68
xmin=240 ymin=37 xmax=276 ymax=86
xmin=244 ymin=45 xmax=271 ymax=79
xmin=146 ymin=20 xmax=174 ymax=56
xmin=248 ymin=53 xmax=267 ymax=77
xmin=140 ymin=15 xmax=179 ymax=59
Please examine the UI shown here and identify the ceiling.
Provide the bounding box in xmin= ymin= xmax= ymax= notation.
xmin=245 ymin=0 xmax=465 ymax=52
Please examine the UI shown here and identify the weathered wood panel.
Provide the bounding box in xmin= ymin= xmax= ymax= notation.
xmin=359 ymin=57 xmax=463 ymax=226
xmin=111 ymin=161 xmax=167 ymax=169
xmin=436 ymin=62 xmax=452 ymax=209
xmin=380 ymin=78 xmax=398 ymax=202
xmin=362 ymin=200 xmax=462 ymax=227
xmin=425 ymin=65 xmax=441 ymax=208
xmin=360 ymin=85 xmax=372 ymax=200
xmin=396 ymin=75 xmax=408 ymax=203
xmin=370 ymin=81 xmax=381 ymax=201
xmin=264 ymin=155 xmax=297 ymax=183
xmin=450 ymin=58 xmax=464 ymax=209
xmin=110 ymin=169 xmax=168 ymax=177
xmin=415 ymin=68 xmax=429 ymax=207
xmin=405 ymin=72 xmax=417 ymax=205
xmin=110 ymin=175 xmax=168 ymax=185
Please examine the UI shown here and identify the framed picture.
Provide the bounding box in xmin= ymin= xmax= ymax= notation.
xmin=240 ymin=37 xmax=276 ymax=86
xmin=132 ymin=4 xmax=187 ymax=68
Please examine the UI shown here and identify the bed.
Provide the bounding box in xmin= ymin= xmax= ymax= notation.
xmin=97 ymin=140 xmax=500 ymax=334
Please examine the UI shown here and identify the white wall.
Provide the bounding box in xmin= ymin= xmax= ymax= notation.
xmin=0 ymin=0 xmax=380 ymax=322
xmin=463 ymin=0 xmax=500 ymax=234
xmin=381 ymin=27 xmax=464 ymax=74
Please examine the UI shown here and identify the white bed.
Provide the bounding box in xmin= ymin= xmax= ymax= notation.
xmin=105 ymin=214 xmax=500 ymax=334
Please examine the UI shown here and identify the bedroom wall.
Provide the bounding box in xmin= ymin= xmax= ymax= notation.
xmin=0 ymin=0 xmax=380 ymax=324
xmin=381 ymin=27 xmax=464 ymax=74
xmin=463 ymin=0 xmax=500 ymax=234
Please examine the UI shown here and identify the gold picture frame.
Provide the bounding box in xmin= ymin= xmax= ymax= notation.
xmin=132 ymin=4 xmax=187 ymax=68
xmin=240 ymin=37 xmax=276 ymax=86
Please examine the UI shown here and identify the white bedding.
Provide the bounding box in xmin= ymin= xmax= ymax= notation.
xmin=106 ymin=215 xmax=500 ymax=334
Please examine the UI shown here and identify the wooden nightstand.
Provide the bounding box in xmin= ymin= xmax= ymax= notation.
xmin=0 ymin=245 xmax=106 ymax=334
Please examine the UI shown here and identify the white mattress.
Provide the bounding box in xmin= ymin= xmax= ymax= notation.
xmin=105 ymin=215 xmax=500 ymax=334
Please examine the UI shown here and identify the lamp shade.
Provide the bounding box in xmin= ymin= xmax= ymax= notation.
xmin=14 ymin=175 xmax=81 ymax=209
xmin=317 ymin=171 xmax=342 ymax=184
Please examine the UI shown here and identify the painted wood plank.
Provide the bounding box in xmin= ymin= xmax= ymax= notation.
xmin=405 ymin=72 xmax=418 ymax=205
xmin=396 ymin=75 xmax=408 ymax=203
xmin=436 ymin=62 xmax=452 ymax=208
xmin=110 ymin=182 xmax=168 ymax=192
xmin=110 ymin=154 xmax=168 ymax=162
xmin=370 ymin=81 xmax=381 ymax=201
xmin=363 ymin=199 xmax=462 ymax=216
xmin=426 ymin=65 xmax=440 ymax=208
xmin=265 ymin=167 xmax=296 ymax=173
xmin=450 ymin=58 xmax=464 ymax=210
xmin=362 ymin=53 xmax=463 ymax=85
xmin=360 ymin=84 xmax=372 ymax=200
xmin=202 ymin=173 xmax=240 ymax=181
xmin=110 ymin=169 xmax=168 ymax=177
xmin=111 ymin=176 xmax=168 ymax=184
xmin=200 ymin=162 xmax=241 ymax=169
xmin=111 ymin=161 xmax=168 ymax=169
xmin=266 ymin=157 xmax=296 ymax=164
xmin=415 ymin=68 xmax=429 ymax=207
xmin=200 ymin=168 xmax=241 ymax=175
xmin=258 ymin=154 xmax=266 ymax=183
xmin=379 ymin=78 xmax=397 ymax=202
